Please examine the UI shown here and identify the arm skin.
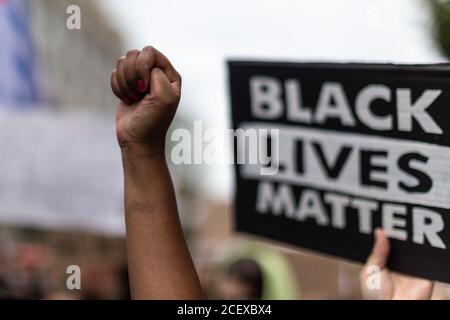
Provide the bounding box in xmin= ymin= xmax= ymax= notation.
xmin=122 ymin=144 xmax=203 ymax=299
xmin=111 ymin=46 xmax=203 ymax=299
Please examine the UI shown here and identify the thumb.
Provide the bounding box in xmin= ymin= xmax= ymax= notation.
xmin=149 ymin=67 xmax=177 ymax=102
xmin=366 ymin=228 xmax=390 ymax=269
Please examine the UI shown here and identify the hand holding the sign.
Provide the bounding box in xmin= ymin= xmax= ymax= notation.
xmin=360 ymin=229 xmax=434 ymax=300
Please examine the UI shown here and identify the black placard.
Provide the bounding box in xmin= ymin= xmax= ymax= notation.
xmin=229 ymin=61 xmax=450 ymax=283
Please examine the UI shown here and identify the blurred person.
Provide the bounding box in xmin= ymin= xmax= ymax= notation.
xmin=81 ymin=266 xmax=113 ymax=300
xmin=13 ymin=244 xmax=49 ymax=299
xmin=207 ymin=243 xmax=299 ymax=299
xmin=216 ymin=259 xmax=263 ymax=300
xmin=0 ymin=277 xmax=14 ymax=300
xmin=117 ymin=264 xmax=131 ymax=300
xmin=110 ymin=46 xmax=435 ymax=300
xmin=20 ymin=267 xmax=44 ymax=299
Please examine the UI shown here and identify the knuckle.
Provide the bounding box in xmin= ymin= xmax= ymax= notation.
xmin=142 ymin=45 xmax=155 ymax=53
xmin=110 ymin=70 xmax=117 ymax=86
xmin=137 ymin=46 xmax=156 ymax=70
xmin=111 ymin=85 xmax=120 ymax=96
xmin=111 ymin=86 xmax=121 ymax=98
xmin=117 ymin=56 xmax=126 ymax=67
xmin=126 ymin=49 xmax=140 ymax=58
xmin=113 ymin=90 xmax=122 ymax=99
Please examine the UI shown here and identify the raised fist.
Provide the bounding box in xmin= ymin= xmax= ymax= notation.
xmin=111 ymin=46 xmax=181 ymax=150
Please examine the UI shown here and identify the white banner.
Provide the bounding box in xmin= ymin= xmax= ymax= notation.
xmin=0 ymin=110 xmax=125 ymax=235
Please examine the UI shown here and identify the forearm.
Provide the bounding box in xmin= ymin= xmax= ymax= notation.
xmin=122 ymin=143 xmax=203 ymax=299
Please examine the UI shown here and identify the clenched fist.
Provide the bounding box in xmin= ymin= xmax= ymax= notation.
xmin=111 ymin=46 xmax=181 ymax=153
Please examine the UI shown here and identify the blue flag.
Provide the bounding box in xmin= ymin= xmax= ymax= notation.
xmin=0 ymin=0 xmax=41 ymax=108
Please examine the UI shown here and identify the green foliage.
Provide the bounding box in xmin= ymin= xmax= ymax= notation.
xmin=429 ymin=0 xmax=450 ymax=58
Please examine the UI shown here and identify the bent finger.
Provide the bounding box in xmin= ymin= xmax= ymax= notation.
xmin=111 ymin=70 xmax=133 ymax=105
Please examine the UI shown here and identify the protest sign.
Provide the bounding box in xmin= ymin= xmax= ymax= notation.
xmin=229 ymin=61 xmax=450 ymax=282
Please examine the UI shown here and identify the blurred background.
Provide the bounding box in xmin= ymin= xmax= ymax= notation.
xmin=1 ymin=0 xmax=450 ymax=299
